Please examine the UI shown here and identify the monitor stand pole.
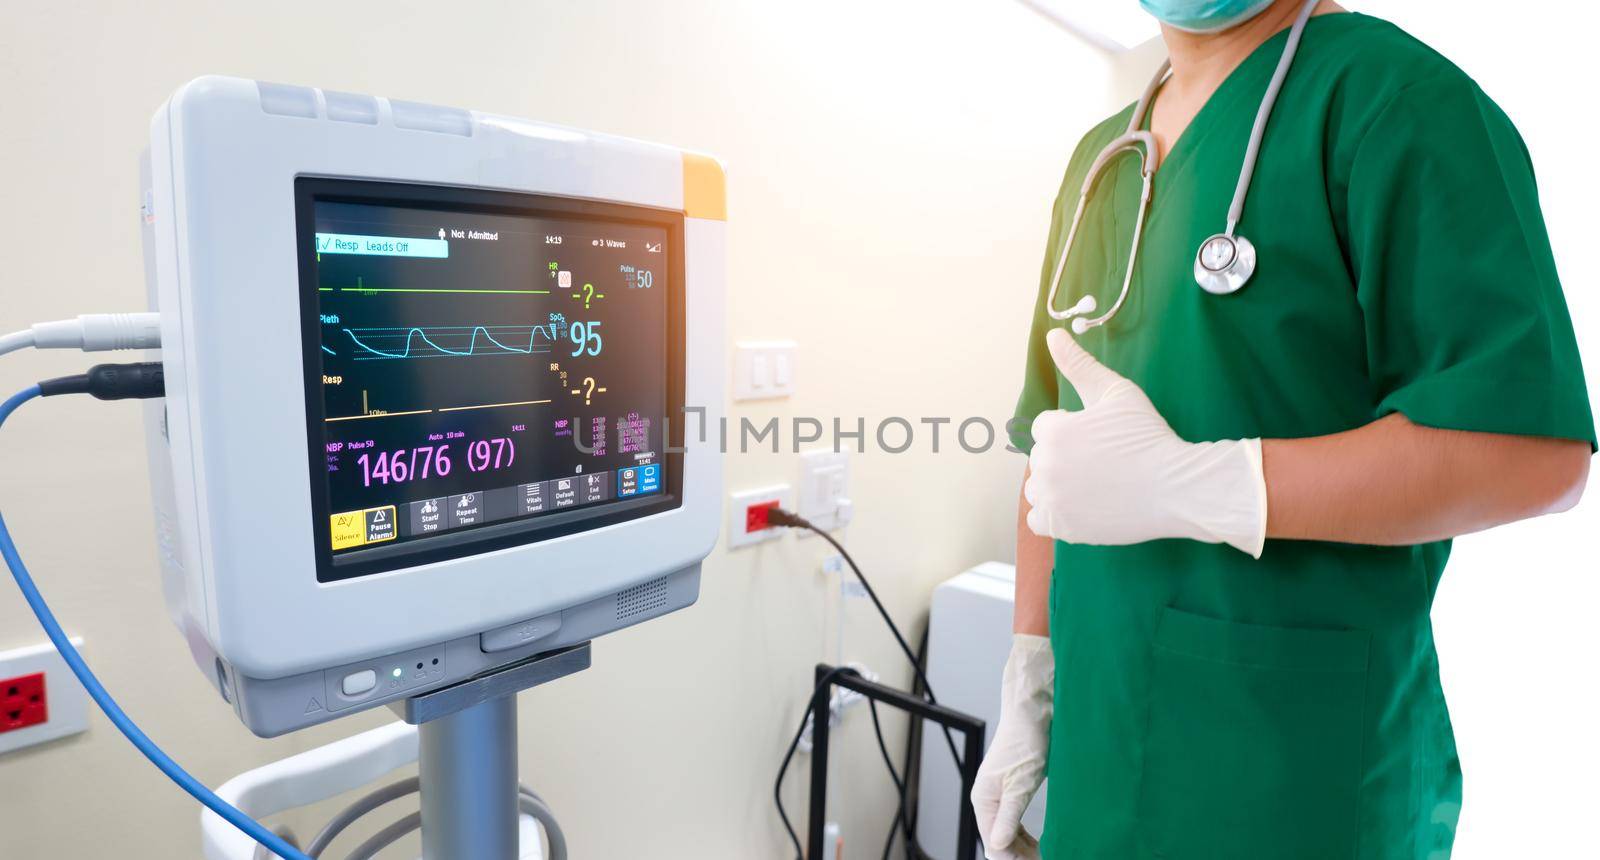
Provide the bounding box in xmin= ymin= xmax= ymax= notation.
xmin=390 ymin=642 xmax=591 ymax=860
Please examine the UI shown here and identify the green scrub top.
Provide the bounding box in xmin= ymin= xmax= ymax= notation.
xmin=1011 ymin=13 xmax=1595 ymax=860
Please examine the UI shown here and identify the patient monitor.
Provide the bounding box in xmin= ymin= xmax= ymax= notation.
xmin=140 ymin=77 xmax=725 ymax=737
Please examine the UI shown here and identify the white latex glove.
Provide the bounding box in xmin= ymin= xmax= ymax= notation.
xmin=1024 ymin=328 xmax=1267 ymax=557
xmin=971 ymin=634 xmax=1053 ymax=860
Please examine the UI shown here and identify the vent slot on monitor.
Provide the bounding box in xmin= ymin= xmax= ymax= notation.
xmin=616 ymin=577 xmax=669 ymax=620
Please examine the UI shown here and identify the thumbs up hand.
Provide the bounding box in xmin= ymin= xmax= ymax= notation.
xmin=1022 ymin=328 xmax=1268 ymax=557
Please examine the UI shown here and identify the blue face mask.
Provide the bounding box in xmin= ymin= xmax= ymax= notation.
xmin=1139 ymin=0 xmax=1276 ymax=33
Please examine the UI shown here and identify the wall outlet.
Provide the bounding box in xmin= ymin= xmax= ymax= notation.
xmin=0 ymin=639 xmax=88 ymax=756
xmin=798 ymin=449 xmax=851 ymax=531
xmin=0 ymin=673 xmax=47 ymax=732
xmin=727 ymin=485 xmax=792 ymax=548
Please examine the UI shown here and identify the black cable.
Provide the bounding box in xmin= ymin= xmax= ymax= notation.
xmin=768 ymin=507 xmax=964 ymax=771
xmin=775 ymin=666 xmax=862 ymax=860
xmin=868 ymin=699 xmax=915 ymax=860
xmin=915 ymin=623 xmax=934 ymax=856
xmin=768 ymin=507 xmax=963 ymax=860
xmin=867 ymin=700 xmax=903 ymax=793
xmin=38 ymin=361 xmax=164 ymax=400
xmin=883 ymin=624 xmax=933 ymax=860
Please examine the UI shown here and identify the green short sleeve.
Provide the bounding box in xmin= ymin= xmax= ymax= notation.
xmin=1347 ymin=73 xmax=1595 ymax=448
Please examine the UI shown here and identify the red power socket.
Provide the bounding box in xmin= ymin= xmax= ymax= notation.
xmin=1 ymin=672 xmax=48 ymax=733
xmin=745 ymin=500 xmax=781 ymax=533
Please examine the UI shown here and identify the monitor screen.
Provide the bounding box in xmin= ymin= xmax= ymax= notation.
xmin=295 ymin=180 xmax=685 ymax=583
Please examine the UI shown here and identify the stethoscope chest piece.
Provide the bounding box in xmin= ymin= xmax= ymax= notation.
xmin=1194 ymin=232 xmax=1255 ymax=295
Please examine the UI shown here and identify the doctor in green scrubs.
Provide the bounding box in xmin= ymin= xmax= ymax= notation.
xmin=970 ymin=1 xmax=1596 ymax=858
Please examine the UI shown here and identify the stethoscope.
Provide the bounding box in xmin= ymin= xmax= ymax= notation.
xmin=1047 ymin=0 xmax=1319 ymax=334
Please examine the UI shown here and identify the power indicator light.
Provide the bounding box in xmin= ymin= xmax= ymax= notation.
xmin=391 ymin=668 xmax=403 ymax=679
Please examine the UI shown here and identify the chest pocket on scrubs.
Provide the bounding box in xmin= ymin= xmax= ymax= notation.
xmin=1137 ymin=607 xmax=1370 ymax=860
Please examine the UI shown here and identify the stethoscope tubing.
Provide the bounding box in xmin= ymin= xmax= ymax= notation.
xmin=1044 ymin=133 xmax=1157 ymax=330
xmin=1045 ymin=0 xmax=1320 ymax=327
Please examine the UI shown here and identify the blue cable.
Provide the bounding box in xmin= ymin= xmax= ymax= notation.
xmin=0 ymin=384 xmax=311 ymax=860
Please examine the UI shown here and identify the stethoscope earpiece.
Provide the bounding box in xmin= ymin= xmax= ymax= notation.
xmin=1061 ymin=294 xmax=1097 ymax=334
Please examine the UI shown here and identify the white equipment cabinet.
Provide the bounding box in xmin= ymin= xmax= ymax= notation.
xmin=917 ymin=562 xmax=1048 ymax=856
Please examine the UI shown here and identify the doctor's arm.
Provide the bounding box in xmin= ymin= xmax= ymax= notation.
xmin=967 ymin=473 xmax=1056 ymax=860
xmin=1022 ymin=328 xmax=1592 ymax=556
xmin=1014 ymin=469 xmax=1052 ymax=635
xmin=1263 ymin=414 xmax=1591 ymax=545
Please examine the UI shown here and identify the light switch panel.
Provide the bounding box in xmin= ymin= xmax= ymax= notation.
xmin=733 ymin=341 xmax=797 ymax=401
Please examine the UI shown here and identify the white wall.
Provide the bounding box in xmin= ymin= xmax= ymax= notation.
xmin=0 ymin=2 xmax=1104 ymax=858
xmin=0 ymin=2 xmax=1594 ymax=859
